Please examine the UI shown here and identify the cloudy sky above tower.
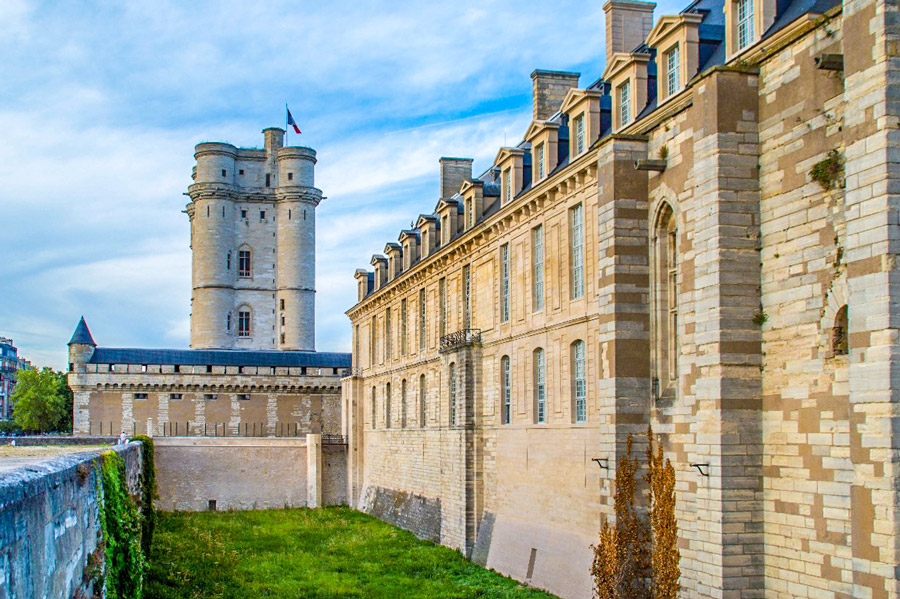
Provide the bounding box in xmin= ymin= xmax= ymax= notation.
xmin=0 ymin=0 xmax=683 ymax=369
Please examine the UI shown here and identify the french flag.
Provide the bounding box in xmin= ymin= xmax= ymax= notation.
xmin=286 ymin=107 xmax=301 ymax=134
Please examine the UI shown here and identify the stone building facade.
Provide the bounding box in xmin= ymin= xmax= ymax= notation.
xmin=343 ymin=0 xmax=900 ymax=597
xmin=69 ymin=129 xmax=350 ymax=438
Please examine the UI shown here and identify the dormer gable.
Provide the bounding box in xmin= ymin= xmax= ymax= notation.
xmin=560 ymin=88 xmax=603 ymax=159
xmin=384 ymin=242 xmax=402 ymax=280
xmin=436 ymin=198 xmax=460 ymax=246
xmin=602 ymin=51 xmax=651 ymax=131
xmin=646 ymin=13 xmax=703 ymax=104
xmin=459 ymin=179 xmax=485 ymax=229
xmin=370 ymin=255 xmax=387 ymax=290
xmin=354 ymin=269 xmax=370 ymax=302
xmin=524 ymin=120 xmax=561 ymax=184
xmin=725 ymin=0 xmax=775 ymax=59
xmin=495 ymin=147 xmax=526 ymax=206
xmin=416 ymin=214 xmax=439 ymax=258
xmin=399 ymin=229 xmax=420 ymax=270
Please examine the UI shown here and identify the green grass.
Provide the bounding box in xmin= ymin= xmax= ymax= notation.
xmin=145 ymin=507 xmax=559 ymax=599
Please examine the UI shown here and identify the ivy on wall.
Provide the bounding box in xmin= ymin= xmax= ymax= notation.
xmin=94 ymin=443 xmax=155 ymax=599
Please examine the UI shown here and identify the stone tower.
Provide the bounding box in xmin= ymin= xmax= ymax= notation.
xmin=186 ymin=127 xmax=321 ymax=351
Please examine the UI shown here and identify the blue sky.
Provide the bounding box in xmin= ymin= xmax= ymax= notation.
xmin=0 ymin=0 xmax=683 ymax=369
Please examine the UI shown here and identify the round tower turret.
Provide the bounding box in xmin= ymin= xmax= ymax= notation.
xmin=275 ymin=146 xmax=321 ymax=351
xmin=189 ymin=142 xmax=237 ymax=349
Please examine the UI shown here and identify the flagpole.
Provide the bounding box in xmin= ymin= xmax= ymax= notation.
xmin=285 ymin=103 xmax=289 ymax=146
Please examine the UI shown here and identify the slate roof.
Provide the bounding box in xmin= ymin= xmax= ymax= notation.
xmin=88 ymin=347 xmax=351 ymax=368
xmin=68 ymin=317 xmax=96 ymax=346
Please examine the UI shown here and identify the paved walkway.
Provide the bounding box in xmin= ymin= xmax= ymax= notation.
xmin=0 ymin=445 xmax=107 ymax=474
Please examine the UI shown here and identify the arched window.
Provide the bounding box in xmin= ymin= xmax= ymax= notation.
xmin=501 ymin=355 xmax=512 ymax=425
xmin=419 ymin=374 xmax=427 ymax=427
xmin=238 ymin=308 xmax=251 ymax=338
xmin=370 ymin=386 xmax=376 ymax=429
xmin=238 ymin=247 xmax=252 ymax=278
xmin=572 ymin=340 xmax=586 ymax=423
xmin=449 ymin=362 xmax=457 ymax=426
xmin=653 ymin=203 xmax=678 ymax=400
xmin=534 ymin=348 xmax=546 ymax=423
xmin=385 ymin=382 xmax=392 ymax=429
xmin=400 ymin=379 xmax=407 ymax=429
xmin=832 ymin=304 xmax=848 ymax=356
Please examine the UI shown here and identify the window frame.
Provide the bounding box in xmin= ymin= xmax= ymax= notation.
xmin=573 ymin=340 xmax=586 ymax=423
xmin=737 ymin=0 xmax=755 ymax=50
xmin=532 ymin=225 xmax=544 ymax=312
xmin=574 ymin=113 xmax=586 ymax=155
xmin=449 ymin=362 xmax=457 ymax=426
xmin=666 ymin=44 xmax=681 ymax=97
xmin=570 ymin=204 xmax=584 ymax=300
xmin=501 ymin=355 xmax=512 ymax=425
xmin=238 ymin=309 xmax=251 ymax=338
xmin=500 ymin=244 xmax=511 ymax=322
xmin=618 ymin=80 xmax=631 ymax=128
xmin=534 ymin=348 xmax=546 ymax=424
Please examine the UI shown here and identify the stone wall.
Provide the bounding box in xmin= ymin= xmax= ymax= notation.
xmin=0 ymin=443 xmax=142 ymax=599
xmin=153 ymin=435 xmax=346 ymax=511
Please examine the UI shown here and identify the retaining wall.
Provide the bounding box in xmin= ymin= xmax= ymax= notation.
xmin=0 ymin=442 xmax=142 ymax=599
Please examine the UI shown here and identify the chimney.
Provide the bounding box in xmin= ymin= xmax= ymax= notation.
xmin=439 ymin=157 xmax=473 ymax=199
xmin=603 ymin=1 xmax=656 ymax=66
xmin=531 ymin=70 xmax=581 ymax=121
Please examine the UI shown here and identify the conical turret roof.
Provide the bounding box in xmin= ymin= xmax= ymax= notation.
xmin=68 ymin=316 xmax=96 ymax=346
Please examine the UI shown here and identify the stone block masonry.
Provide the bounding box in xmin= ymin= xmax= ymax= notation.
xmin=0 ymin=442 xmax=142 ymax=599
xmin=153 ymin=435 xmax=347 ymax=511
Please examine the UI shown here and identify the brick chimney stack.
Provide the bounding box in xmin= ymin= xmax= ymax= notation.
xmin=531 ymin=70 xmax=581 ymax=121
xmin=603 ymin=0 xmax=656 ymax=65
xmin=439 ymin=157 xmax=474 ymax=199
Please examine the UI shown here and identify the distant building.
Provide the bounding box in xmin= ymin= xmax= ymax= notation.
xmin=0 ymin=337 xmax=31 ymax=419
xmin=68 ymin=128 xmax=351 ymax=437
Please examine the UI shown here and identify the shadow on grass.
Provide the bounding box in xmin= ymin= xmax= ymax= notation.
xmin=145 ymin=506 xmax=559 ymax=599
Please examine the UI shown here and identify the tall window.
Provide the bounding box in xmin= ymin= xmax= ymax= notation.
xmin=463 ymin=264 xmax=472 ymax=329
xmin=370 ymin=315 xmax=377 ymax=366
xmin=570 ymin=204 xmax=584 ymax=299
xmin=355 ymin=324 xmax=360 ymax=367
xmin=832 ymin=305 xmax=849 ymax=356
xmin=500 ymin=244 xmax=511 ymax=322
xmin=533 ymin=225 xmax=544 ymax=312
xmin=653 ymin=204 xmax=678 ymax=398
xmin=574 ymin=114 xmax=586 ymax=155
xmin=439 ymin=278 xmax=447 ymax=337
xmin=666 ymin=45 xmax=680 ymax=96
xmin=501 ymin=355 xmax=511 ymax=425
xmin=449 ymin=362 xmax=457 ymax=426
xmin=504 ymin=169 xmax=512 ymax=204
xmin=618 ymin=81 xmax=631 ymax=128
xmin=419 ymin=288 xmax=426 ymax=351
xmin=572 ymin=340 xmax=586 ymax=423
xmin=238 ymin=310 xmax=251 ymax=337
xmin=537 ymin=143 xmax=545 ymax=179
xmin=737 ymin=0 xmax=754 ymax=50
xmin=467 ymin=199 xmax=474 ymax=228
xmin=401 ymin=298 xmax=408 ymax=356
xmin=385 ymin=307 xmax=392 ymax=361
xmin=385 ymin=382 xmax=392 ymax=429
xmin=401 ymin=379 xmax=408 ymax=428
xmin=238 ymin=249 xmax=251 ymax=277
xmin=419 ymin=374 xmax=427 ymax=427
xmin=534 ymin=348 xmax=546 ymax=423
xmin=371 ymin=386 xmax=376 ymax=429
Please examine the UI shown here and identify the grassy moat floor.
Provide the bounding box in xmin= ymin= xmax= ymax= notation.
xmin=146 ymin=507 xmax=560 ymax=599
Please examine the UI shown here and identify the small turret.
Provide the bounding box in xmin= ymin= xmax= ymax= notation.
xmin=68 ymin=316 xmax=96 ymax=372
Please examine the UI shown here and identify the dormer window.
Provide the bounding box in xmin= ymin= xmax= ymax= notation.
xmin=737 ymin=0 xmax=755 ymax=50
xmin=574 ymin=114 xmax=586 ymax=155
xmin=618 ymin=81 xmax=631 ymax=127
xmin=504 ymin=169 xmax=512 ymax=203
xmin=467 ymin=199 xmax=474 ymax=228
xmin=537 ymin=143 xmax=545 ymax=180
xmin=666 ymin=45 xmax=680 ymax=96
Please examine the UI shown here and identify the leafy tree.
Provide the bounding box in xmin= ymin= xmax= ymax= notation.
xmin=11 ymin=368 xmax=73 ymax=432
xmin=592 ymin=428 xmax=680 ymax=599
xmin=646 ymin=427 xmax=680 ymax=599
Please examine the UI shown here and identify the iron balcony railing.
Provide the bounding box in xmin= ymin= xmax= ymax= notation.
xmin=439 ymin=329 xmax=482 ymax=352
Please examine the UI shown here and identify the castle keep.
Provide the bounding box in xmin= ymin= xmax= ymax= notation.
xmin=68 ymin=129 xmax=350 ymax=439
xmin=343 ymin=0 xmax=900 ymax=597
